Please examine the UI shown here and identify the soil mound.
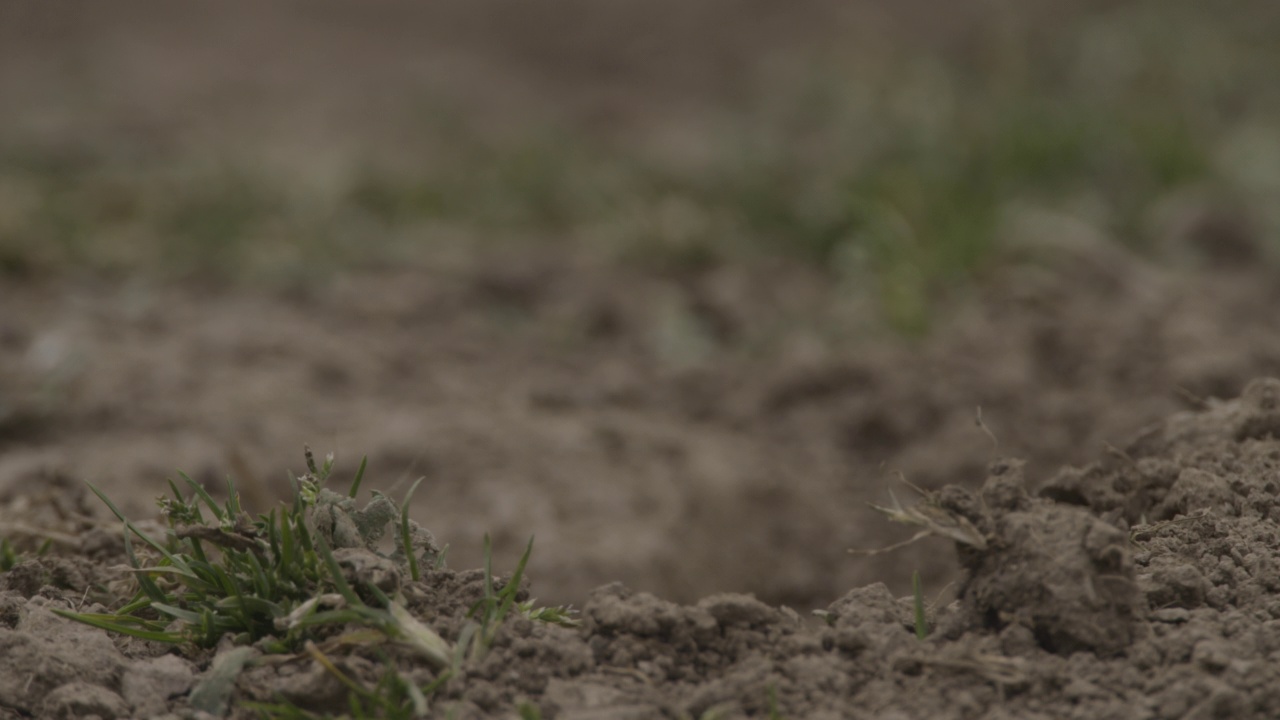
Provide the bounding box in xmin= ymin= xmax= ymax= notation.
xmin=2 ymin=379 xmax=1280 ymax=717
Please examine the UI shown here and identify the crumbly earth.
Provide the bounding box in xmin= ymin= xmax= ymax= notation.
xmin=4 ymin=2 xmax=1280 ymax=717
xmin=3 ymin=0 xmax=1280 ymax=613
xmin=3 ymin=380 xmax=1280 ymax=718
xmin=3 ymin=243 xmax=1279 ymax=616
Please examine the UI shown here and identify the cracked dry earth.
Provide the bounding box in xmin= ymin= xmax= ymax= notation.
xmin=3 ymin=380 xmax=1280 ymax=718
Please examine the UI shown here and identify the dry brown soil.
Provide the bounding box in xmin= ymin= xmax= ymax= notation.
xmin=3 ymin=239 xmax=1280 ymax=719
xmin=4 ymin=2 xmax=1280 ymax=718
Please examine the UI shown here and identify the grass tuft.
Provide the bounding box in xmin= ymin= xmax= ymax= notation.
xmin=56 ymin=455 xmax=428 ymax=649
xmin=463 ymin=534 xmax=533 ymax=662
xmin=51 ymin=449 xmax=571 ymax=718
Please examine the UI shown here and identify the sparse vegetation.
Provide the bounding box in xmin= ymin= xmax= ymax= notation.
xmin=0 ymin=537 xmax=51 ymax=572
xmin=3 ymin=2 xmax=1280 ymax=717
xmin=48 ymin=449 xmax=574 ymax=718
xmin=58 ymin=451 xmax=436 ymax=652
xmin=2 ymin=2 xmax=1277 ymax=330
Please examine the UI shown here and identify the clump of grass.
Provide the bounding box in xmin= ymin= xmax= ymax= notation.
xmin=463 ymin=530 xmax=573 ymax=661
xmin=54 ymin=448 xmax=574 ymax=718
xmin=56 ymin=450 xmax=449 ymax=656
xmin=246 ymin=643 xmax=438 ymax=720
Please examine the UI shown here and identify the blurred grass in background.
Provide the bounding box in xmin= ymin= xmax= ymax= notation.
xmin=0 ymin=1 xmax=1277 ymax=331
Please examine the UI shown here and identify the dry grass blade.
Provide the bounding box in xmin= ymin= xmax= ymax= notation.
xmin=917 ymin=652 xmax=1028 ymax=685
xmin=852 ymin=485 xmax=988 ymax=555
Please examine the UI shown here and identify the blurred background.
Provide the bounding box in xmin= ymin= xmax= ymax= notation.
xmin=1 ymin=0 xmax=1279 ymax=609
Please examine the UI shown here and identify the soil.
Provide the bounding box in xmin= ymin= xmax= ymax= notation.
xmin=3 ymin=244 xmax=1278 ymax=614
xmin=5 ymin=2 xmax=1280 ymax=718
xmin=4 ymin=316 xmax=1280 ymax=719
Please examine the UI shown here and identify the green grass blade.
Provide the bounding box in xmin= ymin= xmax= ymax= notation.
xmin=453 ymin=622 xmax=478 ymax=668
xmin=767 ymin=684 xmax=784 ymax=720
xmin=314 ymin=534 xmax=362 ymax=608
xmin=152 ymin=602 xmax=206 ymax=625
xmin=400 ymin=476 xmax=426 ymax=582
xmin=294 ymin=512 xmax=316 ymax=554
xmin=178 ymin=472 xmax=227 ymax=522
xmin=135 ymin=564 xmax=216 ymax=588
xmin=116 ymin=596 xmax=154 ymax=615
xmin=404 ymin=676 xmax=429 ymax=717
xmin=188 ymin=535 xmax=210 ymax=565
xmin=208 ymin=563 xmax=239 ymax=598
xmin=52 ymin=609 xmax=184 ymax=644
xmin=87 ymin=482 xmax=199 ymax=580
xmin=121 ymin=532 xmax=171 ymax=603
xmin=225 ymin=475 xmax=242 ymax=516
xmin=388 ymin=601 xmax=452 ymax=669
xmin=86 ymin=481 xmax=132 ymax=524
xmin=291 ymin=608 xmax=380 ymax=630
xmin=245 ymin=549 xmax=274 ymax=599
xmin=347 ymin=456 xmax=368 ymax=499
xmin=421 ymin=668 xmax=452 ymax=697
xmin=214 ymin=594 xmax=284 ymax=618
xmin=495 ymin=537 xmax=534 ymax=623
xmin=279 ymin=511 xmax=297 ymax=566
xmin=482 ymin=534 xmax=495 ymax=607
xmin=366 ymin=583 xmax=392 ymax=609
xmin=912 ymin=570 xmax=928 ymax=640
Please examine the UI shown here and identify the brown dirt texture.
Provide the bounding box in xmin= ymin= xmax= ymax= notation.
xmin=4 ymin=1 xmax=1280 ymax=718
xmin=5 ymin=346 xmax=1280 ymax=718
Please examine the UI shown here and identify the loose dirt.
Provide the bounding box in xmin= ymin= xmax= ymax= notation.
xmin=5 ymin=367 xmax=1280 ymax=718
xmin=3 ymin=241 xmax=1279 ymax=613
xmin=4 ymin=1 xmax=1280 ymax=716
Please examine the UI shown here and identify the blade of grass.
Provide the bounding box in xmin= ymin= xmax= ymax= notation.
xmin=87 ymin=482 xmax=200 ymax=580
xmin=313 ymin=533 xmax=362 ymax=608
xmin=305 ymin=638 xmax=371 ymax=702
xmin=482 ymin=534 xmax=495 ymax=607
xmin=421 ymin=668 xmax=452 ymax=697
xmin=453 ymin=623 xmax=478 ymax=669
xmin=347 ymin=456 xmax=369 ymax=499
xmin=388 ymin=601 xmax=452 ymax=669
xmin=152 ymin=602 xmax=206 ymax=625
xmin=279 ymin=510 xmax=297 ymax=567
xmin=495 ymin=537 xmax=534 ymax=623
xmin=225 ymin=475 xmax=242 ymax=516
xmin=912 ymin=570 xmax=928 ymax=640
xmin=291 ymin=608 xmax=385 ymax=631
xmin=404 ymin=676 xmax=429 ymax=717
xmin=400 ymin=476 xmax=426 ymax=582
xmin=244 ymin=549 xmax=275 ymax=599
xmin=178 ymin=472 xmax=227 ymax=522
xmin=121 ymin=531 xmax=171 ymax=604
xmin=214 ymin=594 xmax=284 ymax=619
xmin=52 ymin=610 xmax=184 ymax=643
